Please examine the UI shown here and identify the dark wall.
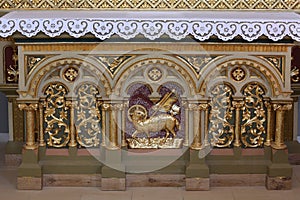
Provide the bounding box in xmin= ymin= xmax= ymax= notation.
xmin=0 ymin=92 xmax=8 ymax=133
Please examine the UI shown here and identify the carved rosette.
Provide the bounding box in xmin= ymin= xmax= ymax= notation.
xmin=63 ymin=66 xmax=79 ymax=82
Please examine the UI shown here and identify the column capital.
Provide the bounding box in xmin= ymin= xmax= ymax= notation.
xmin=232 ymin=100 xmax=244 ymax=109
xmin=273 ymin=103 xmax=292 ymax=111
xmin=199 ymin=103 xmax=209 ymax=110
xmin=66 ymin=100 xmax=77 ymax=108
xmin=18 ymin=103 xmax=38 ymax=111
xmin=102 ymin=103 xmax=110 ymax=110
xmin=188 ymin=103 xmax=199 ymax=111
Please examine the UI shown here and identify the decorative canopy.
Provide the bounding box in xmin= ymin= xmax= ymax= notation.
xmin=1 ymin=10 xmax=300 ymax=41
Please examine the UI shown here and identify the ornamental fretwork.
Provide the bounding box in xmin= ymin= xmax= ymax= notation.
xmin=0 ymin=0 xmax=298 ymax=10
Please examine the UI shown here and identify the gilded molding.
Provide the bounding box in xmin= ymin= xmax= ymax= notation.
xmin=0 ymin=0 xmax=298 ymax=10
xmin=21 ymin=44 xmax=289 ymax=53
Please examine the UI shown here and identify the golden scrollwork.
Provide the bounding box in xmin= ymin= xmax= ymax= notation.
xmin=44 ymin=83 xmax=70 ymax=148
xmin=75 ymin=84 xmax=101 ymax=147
xmin=208 ymin=84 xmax=234 ymax=147
xmin=291 ymin=66 xmax=300 ymax=83
xmin=0 ymin=0 xmax=298 ymax=10
xmin=6 ymin=47 xmax=19 ymax=83
xmin=241 ymin=84 xmax=266 ymax=147
xmin=96 ymin=55 xmax=132 ymax=77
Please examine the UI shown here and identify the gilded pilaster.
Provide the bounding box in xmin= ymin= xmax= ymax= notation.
xmin=190 ymin=104 xmax=201 ymax=150
xmin=19 ymin=103 xmax=38 ymax=150
xmin=264 ymin=101 xmax=273 ymax=146
xmin=203 ymin=104 xmax=210 ymax=147
xmin=38 ymin=102 xmax=45 ymax=146
xmin=232 ymin=100 xmax=244 ymax=147
xmin=122 ymin=102 xmax=128 ymax=147
xmin=109 ymin=104 xmax=120 ymax=150
xmin=66 ymin=101 xmax=77 ymax=147
xmin=272 ymin=104 xmax=292 ymax=150
xmin=101 ymin=103 xmax=110 ymax=147
xmin=183 ymin=101 xmax=189 ymax=146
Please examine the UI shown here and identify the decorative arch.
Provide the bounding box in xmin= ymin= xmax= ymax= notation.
xmin=26 ymin=57 xmax=112 ymax=98
xmin=199 ymin=57 xmax=284 ymax=98
xmin=114 ymin=56 xmax=197 ymax=98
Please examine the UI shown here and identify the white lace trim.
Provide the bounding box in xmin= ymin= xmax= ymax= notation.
xmin=0 ymin=11 xmax=299 ymax=41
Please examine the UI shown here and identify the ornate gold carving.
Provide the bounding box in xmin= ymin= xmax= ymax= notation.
xmin=180 ymin=55 xmax=212 ymax=73
xmin=6 ymin=47 xmax=18 ymax=83
xmin=231 ymin=67 xmax=246 ymax=81
xmin=147 ymin=67 xmax=163 ymax=82
xmin=26 ymin=55 xmax=46 ymax=76
xmin=0 ymin=0 xmax=298 ymax=10
xmin=208 ymin=85 xmax=234 ymax=147
xmin=127 ymin=90 xmax=181 ymax=148
xmin=12 ymin=98 xmax=24 ymax=142
xmin=63 ymin=66 xmax=79 ymax=82
xmin=291 ymin=66 xmax=300 ymax=83
xmin=96 ymin=55 xmax=132 ymax=77
xmin=75 ymin=84 xmax=101 ymax=147
xmin=127 ymin=138 xmax=183 ymax=148
xmin=128 ymin=105 xmax=180 ymax=140
xmin=44 ymin=83 xmax=70 ymax=148
xmin=241 ymin=84 xmax=266 ymax=148
xmin=258 ymin=56 xmax=284 ymax=80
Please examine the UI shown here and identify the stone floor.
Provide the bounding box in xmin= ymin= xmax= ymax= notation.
xmin=1 ymin=133 xmax=300 ymax=200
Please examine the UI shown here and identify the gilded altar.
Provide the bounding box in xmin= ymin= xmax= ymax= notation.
xmin=0 ymin=3 xmax=299 ymax=191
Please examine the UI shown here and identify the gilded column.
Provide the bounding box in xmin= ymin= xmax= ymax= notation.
xmin=232 ymin=100 xmax=244 ymax=147
xmin=19 ymin=103 xmax=38 ymax=150
xmin=264 ymin=101 xmax=273 ymax=146
xmin=183 ymin=102 xmax=189 ymax=146
xmin=272 ymin=104 xmax=292 ymax=149
xmin=121 ymin=102 xmax=128 ymax=147
xmin=203 ymin=104 xmax=210 ymax=147
xmin=38 ymin=102 xmax=46 ymax=146
xmin=67 ymin=101 xmax=77 ymax=147
xmin=191 ymin=104 xmax=201 ymax=150
xmin=101 ymin=103 xmax=109 ymax=147
xmin=109 ymin=104 xmax=119 ymax=150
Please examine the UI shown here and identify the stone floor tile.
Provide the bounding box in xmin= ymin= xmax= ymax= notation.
xmin=182 ymin=188 xmax=234 ymax=200
xmin=131 ymin=187 xmax=183 ymax=200
xmin=81 ymin=191 xmax=132 ymax=200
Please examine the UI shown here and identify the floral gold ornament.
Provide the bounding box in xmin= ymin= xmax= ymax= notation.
xmin=208 ymin=84 xmax=234 ymax=147
xmin=75 ymin=84 xmax=101 ymax=147
xmin=147 ymin=67 xmax=163 ymax=81
xmin=241 ymin=84 xmax=266 ymax=147
xmin=44 ymin=83 xmax=70 ymax=148
xmin=63 ymin=66 xmax=79 ymax=82
xmin=231 ymin=67 xmax=246 ymax=81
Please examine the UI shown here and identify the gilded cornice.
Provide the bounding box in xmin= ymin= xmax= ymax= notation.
xmin=0 ymin=0 xmax=299 ymax=10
